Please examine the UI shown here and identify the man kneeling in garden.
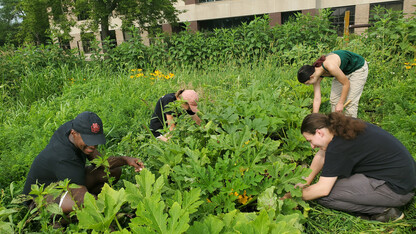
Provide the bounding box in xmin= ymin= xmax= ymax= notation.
xmin=23 ymin=111 xmax=145 ymax=213
xmin=283 ymin=112 xmax=416 ymax=222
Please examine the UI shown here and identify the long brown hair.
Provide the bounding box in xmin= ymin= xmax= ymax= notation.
xmin=301 ymin=112 xmax=366 ymax=140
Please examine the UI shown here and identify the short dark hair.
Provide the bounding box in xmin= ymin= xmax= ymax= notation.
xmin=297 ymin=65 xmax=315 ymax=83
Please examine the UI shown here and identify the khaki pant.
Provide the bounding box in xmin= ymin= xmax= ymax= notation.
xmin=330 ymin=61 xmax=368 ymax=117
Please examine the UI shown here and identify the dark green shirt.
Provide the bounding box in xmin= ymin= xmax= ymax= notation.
xmin=329 ymin=50 xmax=365 ymax=75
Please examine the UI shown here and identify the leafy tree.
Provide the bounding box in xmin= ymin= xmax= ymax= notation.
xmin=16 ymin=0 xmax=51 ymax=45
xmin=0 ymin=0 xmax=21 ymax=45
xmin=73 ymin=0 xmax=181 ymax=41
xmin=7 ymin=0 xmax=180 ymax=46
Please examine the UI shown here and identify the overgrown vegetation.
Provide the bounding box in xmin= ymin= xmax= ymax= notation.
xmin=0 ymin=8 xmax=415 ymax=233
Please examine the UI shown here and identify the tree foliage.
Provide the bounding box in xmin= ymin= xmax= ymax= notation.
xmin=0 ymin=0 xmax=21 ymax=45
xmin=1 ymin=0 xmax=180 ymax=46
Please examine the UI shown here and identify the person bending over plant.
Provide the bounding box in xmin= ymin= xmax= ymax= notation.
xmin=283 ymin=112 xmax=416 ymax=222
xmin=297 ymin=50 xmax=368 ymax=118
xmin=149 ymin=89 xmax=201 ymax=142
xmin=23 ymin=111 xmax=145 ymax=214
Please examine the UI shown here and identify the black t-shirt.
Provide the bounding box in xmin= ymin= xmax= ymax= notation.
xmin=149 ymin=93 xmax=195 ymax=137
xmin=322 ymin=123 xmax=416 ymax=195
xmin=23 ymin=121 xmax=88 ymax=195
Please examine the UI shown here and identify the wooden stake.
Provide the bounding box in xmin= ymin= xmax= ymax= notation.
xmin=343 ymin=100 xmax=352 ymax=108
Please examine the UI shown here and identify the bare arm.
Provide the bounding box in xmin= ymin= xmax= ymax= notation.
xmin=281 ymin=150 xmax=326 ymax=200
xmin=302 ymin=176 xmax=337 ymax=200
xmin=191 ymin=114 xmax=201 ymax=126
xmin=312 ymin=79 xmax=322 ymax=113
xmin=87 ymin=150 xmax=144 ymax=172
xmin=302 ymin=149 xmax=326 ymax=186
xmin=107 ymin=156 xmax=144 ymax=172
xmin=166 ymin=114 xmax=175 ymax=131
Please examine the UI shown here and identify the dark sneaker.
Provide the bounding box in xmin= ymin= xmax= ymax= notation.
xmin=371 ymin=208 xmax=404 ymax=222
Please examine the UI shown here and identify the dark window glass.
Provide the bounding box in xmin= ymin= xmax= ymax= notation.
xmin=77 ymin=10 xmax=89 ymax=21
xmin=281 ymin=11 xmax=301 ymax=24
xmin=58 ymin=38 xmax=71 ymax=50
xmin=370 ymin=0 xmax=403 ymax=11
xmin=101 ymin=30 xmax=117 ymax=49
xmin=370 ymin=1 xmax=403 ymax=20
xmin=123 ymin=30 xmax=133 ymax=42
xmin=171 ymin=22 xmax=187 ymax=33
xmin=330 ymin=6 xmax=355 ymax=36
xmin=81 ymin=32 xmax=95 ymax=53
xmin=198 ymin=15 xmax=261 ymax=31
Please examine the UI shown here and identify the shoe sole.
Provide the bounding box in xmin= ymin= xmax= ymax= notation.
xmin=392 ymin=212 xmax=404 ymax=222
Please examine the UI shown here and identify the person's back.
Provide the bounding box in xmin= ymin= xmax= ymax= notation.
xmin=331 ymin=50 xmax=365 ymax=75
xmin=23 ymin=121 xmax=88 ymax=194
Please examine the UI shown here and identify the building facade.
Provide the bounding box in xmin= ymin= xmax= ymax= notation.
xmin=67 ymin=0 xmax=415 ymax=53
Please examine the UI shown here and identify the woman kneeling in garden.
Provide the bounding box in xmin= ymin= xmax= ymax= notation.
xmin=294 ymin=112 xmax=416 ymax=222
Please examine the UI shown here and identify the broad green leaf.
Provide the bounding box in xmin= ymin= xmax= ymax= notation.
xmin=181 ymin=188 xmax=203 ymax=214
xmin=77 ymin=184 xmax=126 ymax=231
xmin=251 ymin=209 xmax=271 ymax=234
xmin=139 ymin=197 xmax=168 ymax=233
xmin=125 ymin=168 xmax=164 ymax=208
xmin=167 ymin=202 xmax=189 ymax=233
xmin=0 ymin=222 xmax=14 ymax=234
xmin=257 ymin=186 xmax=278 ymax=211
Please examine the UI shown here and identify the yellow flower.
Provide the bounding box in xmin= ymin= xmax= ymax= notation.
xmin=405 ymin=66 xmax=412 ymax=70
xmin=138 ymin=68 xmax=143 ymax=71
xmin=404 ymin=62 xmax=410 ymax=65
xmin=206 ymin=198 xmax=212 ymax=203
xmin=131 ymin=69 xmax=136 ymax=72
xmin=244 ymin=140 xmax=250 ymax=145
xmin=237 ymin=190 xmax=251 ymax=204
xmin=130 ymin=75 xmax=134 ymax=78
xmin=411 ymin=63 xmax=416 ymax=66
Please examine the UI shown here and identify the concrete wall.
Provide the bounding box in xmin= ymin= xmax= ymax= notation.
xmin=175 ymin=0 xmax=317 ymax=21
xmin=404 ymin=0 xmax=416 ymax=18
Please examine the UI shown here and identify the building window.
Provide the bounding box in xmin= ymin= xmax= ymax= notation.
xmin=370 ymin=1 xmax=403 ymax=11
xmin=370 ymin=1 xmax=403 ymax=20
xmin=330 ymin=6 xmax=355 ymax=36
xmin=101 ymin=30 xmax=117 ymax=49
xmin=77 ymin=10 xmax=89 ymax=21
xmin=198 ymin=15 xmax=261 ymax=31
xmin=123 ymin=30 xmax=133 ymax=42
xmin=81 ymin=32 xmax=95 ymax=53
xmin=281 ymin=11 xmax=301 ymax=24
xmin=58 ymin=37 xmax=71 ymax=50
xmin=170 ymin=22 xmax=187 ymax=33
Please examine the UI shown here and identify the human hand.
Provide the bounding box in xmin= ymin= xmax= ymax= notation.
xmin=295 ymin=183 xmax=306 ymax=189
xmin=126 ymin=157 xmax=145 ymax=172
xmin=280 ymin=192 xmax=292 ymax=200
xmin=335 ymin=103 xmax=344 ymax=112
